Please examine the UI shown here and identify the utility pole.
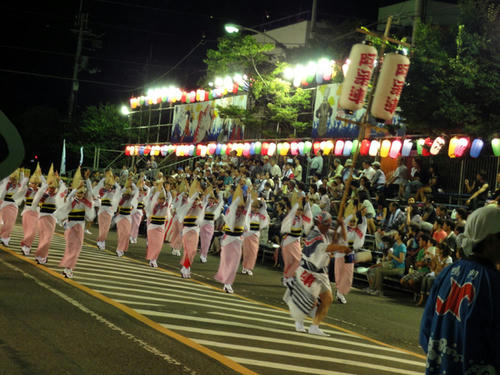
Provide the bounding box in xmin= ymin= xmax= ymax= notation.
xmin=412 ymin=0 xmax=424 ymax=46
xmin=68 ymin=0 xmax=86 ymax=122
xmin=307 ymin=0 xmax=318 ymax=47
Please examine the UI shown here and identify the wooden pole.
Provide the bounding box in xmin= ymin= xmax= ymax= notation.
xmin=337 ymin=16 xmax=393 ymax=219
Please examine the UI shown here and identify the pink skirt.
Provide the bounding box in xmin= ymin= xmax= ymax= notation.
xmin=282 ymin=240 xmax=302 ymax=278
xmin=130 ymin=211 xmax=143 ymax=240
xmin=59 ymin=224 xmax=84 ymax=269
xmin=116 ymin=218 xmax=131 ymax=252
xmin=181 ymin=229 xmax=199 ymax=268
xmin=146 ymin=227 xmax=164 ymax=261
xmin=35 ymin=215 xmax=56 ymax=258
xmin=334 ymin=255 xmax=354 ymax=295
xmin=97 ymin=212 xmax=112 ymax=242
xmin=199 ymin=223 xmax=215 ymax=257
xmin=214 ymin=239 xmax=242 ymax=285
xmin=169 ymin=220 xmax=183 ymax=251
xmin=21 ymin=210 xmax=39 ymax=248
xmin=242 ymin=234 xmax=259 ymax=271
xmin=0 ymin=205 xmax=19 ymax=240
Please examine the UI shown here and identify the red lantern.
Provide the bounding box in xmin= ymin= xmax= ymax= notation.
xmin=124 ymin=146 xmax=131 ymax=156
xmin=360 ymin=139 xmax=371 ymax=156
xmin=143 ymin=145 xmax=152 ymax=155
xmin=196 ymin=144 xmax=203 ymax=156
xmin=261 ymin=142 xmax=269 ymax=156
xmin=422 ymin=137 xmax=432 ymax=156
xmin=339 ymin=42 xmax=378 ymax=113
xmin=181 ymin=92 xmax=187 ymax=103
xmin=313 ymin=141 xmax=321 ymax=155
xmin=455 ymin=137 xmax=470 ymax=157
xmin=290 ymin=142 xmax=299 ymax=155
xmin=371 ymin=52 xmax=410 ymax=122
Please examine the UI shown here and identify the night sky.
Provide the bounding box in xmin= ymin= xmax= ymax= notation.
xmin=0 ymin=0 xmax=402 ymax=119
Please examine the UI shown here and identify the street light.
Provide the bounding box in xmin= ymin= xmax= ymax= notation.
xmin=224 ymin=23 xmax=288 ymax=54
xmin=120 ymin=105 xmax=130 ymax=116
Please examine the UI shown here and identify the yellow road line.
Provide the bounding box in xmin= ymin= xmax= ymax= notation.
xmin=0 ymin=245 xmax=258 ymax=375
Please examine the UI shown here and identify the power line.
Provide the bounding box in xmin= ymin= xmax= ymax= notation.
xmin=0 ymin=68 xmax=134 ymax=89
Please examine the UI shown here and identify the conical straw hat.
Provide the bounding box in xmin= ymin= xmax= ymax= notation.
xmin=291 ymin=191 xmax=303 ymax=209
xmin=177 ymin=179 xmax=187 ymax=194
xmin=9 ymin=168 xmax=20 ymax=181
xmin=46 ymin=164 xmax=57 ymax=187
xmin=105 ymin=170 xmax=114 ymax=185
xmin=189 ymin=179 xmax=200 ymax=198
xmin=233 ymin=185 xmax=244 ymax=206
xmin=205 ymin=184 xmax=215 ymax=199
xmin=72 ymin=166 xmax=82 ymax=190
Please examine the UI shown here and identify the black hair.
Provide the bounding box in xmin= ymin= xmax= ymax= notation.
xmin=444 ymin=219 xmax=455 ymax=231
xmin=455 ymin=224 xmax=465 ymax=234
xmin=319 ymin=186 xmax=327 ymax=195
xmin=420 ymin=234 xmax=431 ymax=243
xmin=438 ymin=242 xmax=452 ymax=258
xmin=434 ymin=217 xmax=443 ymax=226
xmin=456 ymin=208 xmax=468 ymax=220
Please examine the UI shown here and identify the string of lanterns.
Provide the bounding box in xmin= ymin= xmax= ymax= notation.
xmin=124 ymin=137 xmax=500 ymax=159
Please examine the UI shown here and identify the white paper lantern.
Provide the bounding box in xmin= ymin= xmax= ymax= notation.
xmin=339 ymin=42 xmax=378 ymax=113
xmin=371 ymin=52 xmax=410 ymax=122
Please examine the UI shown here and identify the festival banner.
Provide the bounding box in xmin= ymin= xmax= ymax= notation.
xmin=171 ymin=95 xmax=247 ymax=143
xmin=312 ymin=84 xmax=404 ymax=139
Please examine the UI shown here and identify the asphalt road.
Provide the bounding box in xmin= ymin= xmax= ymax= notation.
xmin=0 ymin=223 xmax=427 ymax=374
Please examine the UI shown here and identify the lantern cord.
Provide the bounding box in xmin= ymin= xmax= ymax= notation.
xmin=128 ymin=38 xmax=206 ymax=93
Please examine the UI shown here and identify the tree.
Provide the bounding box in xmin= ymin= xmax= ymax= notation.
xmin=203 ymin=34 xmax=312 ymax=138
xmin=399 ymin=0 xmax=500 ymax=135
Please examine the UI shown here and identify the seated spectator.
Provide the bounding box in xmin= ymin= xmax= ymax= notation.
xmin=400 ymin=234 xmax=432 ymax=291
xmin=332 ymin=158 xmax=344 ymax=179
xmin=319 ymin=186 xmax=331 ymax=212
xmin=416 ymin=242 xmax=453 ymax=306
xmin=365 ymin=230 xmax=407 ymax=296
xmin=415 ymin=165 xmax=441 ymax=203
xmin=405 ymin=224 xmax=422 ymax=272
xmin=375 ymin=202 xmax=405 ymax=250
xmin=465 ymin=170 xmax=489 ymax=210
xmin=432 ymin=218 xmax=447 ymax=243
xmin=374 ymin=191 xmax=388 ymax=228
xmin=421 ymin=200 xmax=436 ymax=223
xmin=442 ymin=219 xmax=457 ymax=250
xmin=454 ymin=207 xmax=468 ymax=227
xmin=386 ymin=158 xmax=408 ymax=199
xmin=293 ymin=158 xmax=303 ymax=182
xmin=358 ymin=190 xmax=376 ymax=234
xmin=370 ymin=161 xmax=386 ymax=193
xmin=357 ymin=160 xmax=376 ymax=182
xmin=358 ymin=176 xmax=372 ymax=198
xmin=404 ymin=158 xmax=429 ymax=200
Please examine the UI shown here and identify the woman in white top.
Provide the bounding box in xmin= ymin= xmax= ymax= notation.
xmin=145 ymin=185 xmax=171 ymax=268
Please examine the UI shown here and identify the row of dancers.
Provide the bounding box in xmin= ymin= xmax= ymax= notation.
xmin=0 ymin=165 xmax=368 ymax=334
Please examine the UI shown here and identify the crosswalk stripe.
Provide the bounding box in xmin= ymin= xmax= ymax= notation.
xmin=229 ymin=356 xmax=357 ymax=375
xmin=78 ymin=276 xmax=291 ymax=315
xmin=162 ymin=325 xmax=425 ymax=366
xmin=113 ymin=299 xmax=164 ymax=307
xmin=134 ymin=310 xmax=404 ymax=354
xmin=196 ymin=339 xmax=423 ymax=375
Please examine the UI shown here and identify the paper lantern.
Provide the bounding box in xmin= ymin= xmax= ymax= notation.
xmin=160 ymin=145 xmax=168 ymax=156
xmin=215 ymin=143 xmax=222 ymax=155
xmin=304 ymin=141 xmax=312 ymax=154
xmin=201 ymin=145 xmax=208 ymax=157
xmin=298 ymin=142 xmax=305 ymax=155
xmin=196 ymin=144 xmax=203 ymax=156
xmin=313 ymin=142 xmax=321 ymax=155
xmin=242 ymin=143 xmax=250 ymax=157
xmin=250 ymin=142 xmax=256 ymax=156
xmin=380 ymin=139 xmax=391 ymax=158
xmin=360 ymin=139 xmax=370 ymax=156
xmin=143 ymin=145 xmax=151 ymax=156
xmin=454 ymin=137 xmax=469 ymax=158
xmin=152 ymin=145 xmax=160 ymax=156
xmin=371 ymin=52 xmax=410 ymax=122
xmin=343 ymin=140 xmax=353 ymax=156
xmin=220 ymin=144 xmax=227 ymax=155
xmin=207 ymin=143 xmax=216 ymax=155
xmin=276 ymin=143 xmax=283 ymax=156
xmin=331 ymin=140 xmax=342 ymax=156
xmin=254 ymin=141 xmax=262 ymax=155
xmin=175 ymin=146 xmax=182 ymax=157
xmin=400 ymin=139 xmax=412 ymax=157
xmin=339 ymin=42 xmax=378 ymax=113
xmin=236 ymin=144 xmax=244 ymax=157
xmin=268 ymin=143 xmax=277 ymax=157
xmin=124 ymin=146 xmax=131 ymax=156
xmin=416 ymin=138 xmax=425 ymax=156
xmin=351 ymin=139 xmax=360 ymax=155
xmin=290 ymin=142 xmax=299 ymax=156
xmin=261 ymin=142 xmax=269 ymax=156
xmin=389 ymin=139 xmax=402 ymax=159
xmin=429 ymin=137 xmax=445 ymax=156
xmin=369 ymin=140 xmax=380 ymax=157
xmin=282 ymin=142 xmax=290 ymax=155
xmin=469 ymin=139 xmax=483 ymax=158
xmin=225 ymin=143 xmax=232 ymax=155
xmin=323 ymin=140 xmax=334 ymax=155
xmin=492 ymin=138 xmax=500 ymax=157
xmin=448 ymin=137 xmax=458 ymax=158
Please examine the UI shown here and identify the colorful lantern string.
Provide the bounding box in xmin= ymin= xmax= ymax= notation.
xmin=389 ymin=139 xmax=402 ymax=159
xmin=470 ymin=139 xmax=483 ymax=158
xmin=380 ymin=139 xmax=391 ymax=158
xmin=491 ymin=138 xmax=500 ymax=157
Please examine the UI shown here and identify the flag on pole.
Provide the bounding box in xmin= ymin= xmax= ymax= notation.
xmin=80 ymin=146 xmax=84 ymax=166
xmin=60 ymin=139 xmax=66 ymax=175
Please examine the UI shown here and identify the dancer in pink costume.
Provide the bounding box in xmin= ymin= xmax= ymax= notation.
xmin=145 ymin=185 xmax=171 ymax=268
xmin=0 ymin=169 xmax=28 ymax=247
xmin=280 ymin=197 xmax=313 ymax=285
xmin=114 ymin=180 xmax=138 ymax=257
xmin=92 ymin=172 xmax=120 ymax=250
xmin=56 ymin=173 xmax=95 ymax=279
xmin=199 ymin=189 xmax=224 ymax=263
xmin=177 ymin=182 xmax=207 ymax=278
xmin=241 ymin=198 xmax=269 ymax=276
xmin=31 ymin=168 xmax=67 ymax=265
xmin=334 ymin=209 xmax=367 ymax=304
xmin=214 ymin=186 xmax=250 ymax=294
xmin=168 ymin=189 xmax=187 ymax=256
xmin=130 ymin=182 xmax=149 ymax=244
xmin=20 ymin=170 xmax=44 ymax=255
